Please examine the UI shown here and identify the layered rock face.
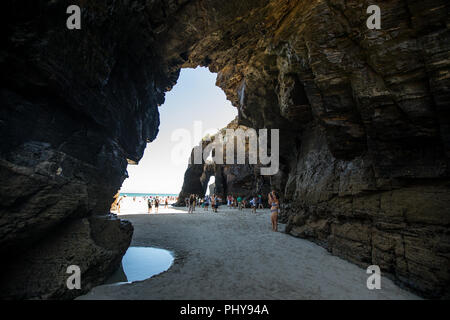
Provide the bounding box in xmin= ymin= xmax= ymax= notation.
xmin=174 ymin=0 xmax=449 ymax=298
xmin=1 ymin=0 xmax=449 ymax=299
xmin=0 ymin=0 xmax=161 ymax=298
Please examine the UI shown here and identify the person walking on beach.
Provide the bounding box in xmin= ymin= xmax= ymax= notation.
xmin=164 ymin=197 xmax=168 ymax=209
xmin=268 ymin=190 xmax=280 ymax=231
xmin=154 ymin=197 xmax=159 ymax=213
xmin=147 ymin=197 xmax=152 ymax=213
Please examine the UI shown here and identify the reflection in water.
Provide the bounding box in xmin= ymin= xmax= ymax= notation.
xmin=106 ymin=247 xmax=174 ymax=284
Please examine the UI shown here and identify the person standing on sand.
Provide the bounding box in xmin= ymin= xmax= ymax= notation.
xmin=188 ymin=194 xmax=195 ymax=213
xmin=268 ymin=190 xmax=280 ymax=231
xmin=154 ymin=197 xmax=159 ymax=213
xmin=147 ymin=197 xmax=152 ymax=213
xmin=204 ymin=195 xmax=209 ymax=211
xmin=251 ymin=196 xmax=257 ymax=214
xmin=211 ymin=195 xmax=216 ymax=213
xmin=117 ymin=196 xmax=123 ymax=213
xmin=165 ymin=197 xmax=168 ymax=209
xmin=258 ymin=194 xmax=263 ymax=209
xmin=237 ymin=196 xmax=243 ymax=210
xmin=215 ymin=195 xmax=221 ymax=212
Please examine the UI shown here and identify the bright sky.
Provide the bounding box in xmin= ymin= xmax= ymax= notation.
xmin=120 ymin=67 xmax=237 ymax=194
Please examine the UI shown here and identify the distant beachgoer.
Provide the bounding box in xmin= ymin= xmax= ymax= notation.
xmin=117 ymin=196 xmax=123 ymax=213
xmin=215 ymin=196 xmax=221 ymax=212
xmin=268 ymin=190 xmax=280 ymax=231
xmin=192 ymin=195 xmax=197 ymax=212
xmin=204 ymin=195 xmax=209 ymax=211
xmin=251 ymin=196 xmax=257 ymax=213
xmin=154 ymin=197 xmax=159 ymax=213
xmin=237 ymin=196 xmax=243 ymax=210
xmin=165 ymin=197 xmax=168 ymax=209
xmin=188 ymin=194 xmax=195 ymax=213
xmin=258 ymin=194 xmax=263 ymax=209
xmin=185 ymin=197 xmax=190 ymax=208
xmin=211 ymin=195 xmax=216 ymax=213
xmin=147 ymin=198 xmax=152 ymax=213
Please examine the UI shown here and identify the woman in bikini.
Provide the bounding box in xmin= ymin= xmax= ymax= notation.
xmin=268 ymin=190 xmax=280 ymax=231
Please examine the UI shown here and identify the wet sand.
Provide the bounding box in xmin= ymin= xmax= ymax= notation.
xmin=79 ymin=205 xmax=419 ymax=300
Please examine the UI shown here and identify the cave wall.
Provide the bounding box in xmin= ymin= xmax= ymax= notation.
xmin=0 ymin=0 xmax=177 ymax=298
xmin=173 ymin=0 xmax=450 ymax=298
xmin=1 ymin=0 xmax=449 ymax=299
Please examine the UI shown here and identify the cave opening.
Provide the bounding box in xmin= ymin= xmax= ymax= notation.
xmin=112 ymin=67 xmax=237 ymax=215
xmin=205 ymin=176 xmax=215 ymax=196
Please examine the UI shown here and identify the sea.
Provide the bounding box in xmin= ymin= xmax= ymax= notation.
xmin=120 ymin=192 xmax=178 ymax=198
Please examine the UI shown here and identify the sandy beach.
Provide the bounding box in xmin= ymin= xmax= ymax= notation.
xmin=79 ymin=203 xmax=419 ymax=300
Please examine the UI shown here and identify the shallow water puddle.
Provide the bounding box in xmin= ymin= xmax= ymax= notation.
xmin=106 ymin=247 xmax=174 ymax=284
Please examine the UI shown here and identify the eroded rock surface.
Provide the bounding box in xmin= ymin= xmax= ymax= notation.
xmin=176 ymin=119 xmax=272 ymax=204
xmin=1 ymin=0 xmax=449 ymax=298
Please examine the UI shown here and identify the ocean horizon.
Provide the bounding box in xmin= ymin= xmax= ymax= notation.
xmin=120 ymin=192 xmax=178 ymax=197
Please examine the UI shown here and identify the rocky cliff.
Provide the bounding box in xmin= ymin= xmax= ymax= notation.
xmin=176 ymin=118 xmax=272 ymax=204
xmin=1 ymin=0 xmax=449 ymax=298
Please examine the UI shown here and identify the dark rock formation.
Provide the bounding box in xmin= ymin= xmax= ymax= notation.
xmin=0 ymin=215 xmax=132 ymax=299
xmin=1 ymin=0 xmax=449 ymax=298
xmin=176 ymin=119 xmax=272 ymax=205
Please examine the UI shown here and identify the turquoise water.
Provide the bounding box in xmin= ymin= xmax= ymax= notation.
xmin=107 ymin=247 xmax=174 ymax=284
xmin=120 ymin=193 xmax=178 ymax=197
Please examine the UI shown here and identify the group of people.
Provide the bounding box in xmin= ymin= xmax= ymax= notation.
xmin=117 ymin=190 xmax=280 ymax=231
xmin=225 ymin=191 xmax=280 ymax=231
xmin=185 ymin=194 xmax=222 ymax=213
xmin=226 ymin=194 xmax=264 ymax=211
xmin=184 ymin=190 xmax=280 ymax=231
xmin=115 ymin=195 xmax=176 ymax=214
xmin=147 ymin=196 xmax=170 ymax=213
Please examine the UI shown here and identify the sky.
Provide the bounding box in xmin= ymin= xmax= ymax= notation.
xmin=120 ymin=67 xmax=237 ymax=194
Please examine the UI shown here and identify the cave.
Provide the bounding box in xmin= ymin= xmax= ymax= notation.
xmin=0 ymin=0 xmax=449 ymax=299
